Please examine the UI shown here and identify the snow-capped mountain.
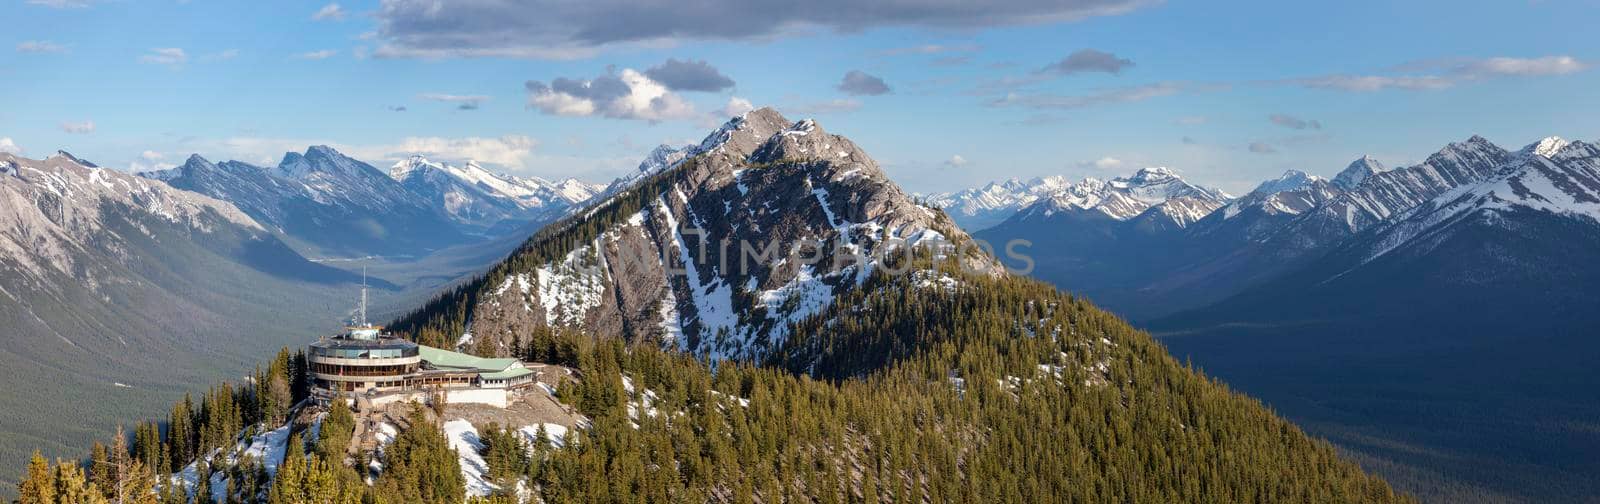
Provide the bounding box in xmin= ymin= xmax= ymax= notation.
xmin=1332 ymin=155 xmax=1385 ymax=190
xmin=1352 ymin=139 xmax=1600 ymax=267
xmin=591 ymin=110 xmax=796 ymax=204
xmin=388 ymin=155 xmax=603 ymax=230
xmin=2 ymin=151 xmax=261 ymax=279
xmin=1518 ymin=135 xmax=1570 ymax=159
xmin=1 ymin=150 xmax=371 ymax=471
xmin=147 ymin=147 xmax=474 ymax=256
xmin=1163 ymin=136 xmax=1600 ymax=346
xmin=396 ymin=108 xmax=995 ymax=363
xmin=1001 ymin=167 xmax=1231 ymax=228
xmin=1273 ymin=135 xmax=1513 ymax=252
xmin=1197 ymin=170 xmax=1345 ymax=242
xmin=924 ymin=176 xmax=1076 ymax=231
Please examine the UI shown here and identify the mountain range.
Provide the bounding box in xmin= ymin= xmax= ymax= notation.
xmin=951 ymin=134 xmax=1600 ymax=501
xmin=0 ymin=145 xmax=605 ymax=493
xmin=0 ymin=150 xmax=376 ymax=485
xmin=144 ymin=147 xmax=603 ymax=258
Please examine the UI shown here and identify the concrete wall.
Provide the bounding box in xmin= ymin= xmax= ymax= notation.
xmin=362 ymin=388 xmax=510 ymax=409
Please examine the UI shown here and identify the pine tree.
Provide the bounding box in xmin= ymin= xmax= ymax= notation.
xmin=17 ymin=450 xmax=55 ymax=504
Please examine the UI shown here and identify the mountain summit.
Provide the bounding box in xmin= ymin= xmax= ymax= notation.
xmin=395 ymin=108 xmax=990 ymax=363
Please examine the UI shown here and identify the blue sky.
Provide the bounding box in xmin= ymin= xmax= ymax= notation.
xmin=2 ymin=0 xmax=1597 ymax=194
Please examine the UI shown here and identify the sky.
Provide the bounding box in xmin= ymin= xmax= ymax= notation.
xmin=2 ymin=0 xmax=1598 ymax=195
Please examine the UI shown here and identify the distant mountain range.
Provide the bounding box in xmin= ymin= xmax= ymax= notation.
xmin=0 ymin=150 xmax=376 ymax=483
xmin=954 ymin=134 xmax=1600 ymax=501
xmin=144 ymin=147 xmax=604 ymax=258
xmin=0 ymin=145 xmax=605 ymax=491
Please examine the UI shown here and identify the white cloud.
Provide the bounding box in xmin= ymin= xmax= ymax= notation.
xmin=312 ymin=3 xmax=346 ymax=21
xmin=60 ymin=120 xmax=96 ymax=134
xmin=419 ymin=93 xmax=491 ymax=110
xmin=382 ymin=135 xmax=539 ymax=167
xmin=139 ymin=47 xmax=188 ymax=66
xmin=371 ymin=0 xmax=1149 ymax=59
xmin=1289 ymin=75 xmax=1453 ymax=92
xmin=197 ymin=135 xmax=539 ymax=172
xmin=140 ymin=150 xmax=164 ymax=161
xmin=1288 ymin=55 xmax=1588 ymax=92
xmin=875 ymin=44 xmax=981 ymax=57
xmin=525 ymin=68 xmax=697 ymax=122
xmin=990 ymin=81 xmax=1190 ymax=109
xmin=0 ymin=138 xmax=22 ymax=155
xmin=25 ymin=0 xmax=92 ymax=8
xmin=16 ymin=40 xmax=68 ymax=54
xmin=1076 ymin=156 xmax=1123 ymax=169
xmin=1450 ymin=55 xmax=1587 ymax=77
xmin=296 ymin=50 xmax=338 ymax=60
xmin=944 ymin=154 xmax=969 ymax=168
xmin=719 ymin=96 xmax=755 ymax=117
xmin=203 ymin=49 xmax=240 ymax=62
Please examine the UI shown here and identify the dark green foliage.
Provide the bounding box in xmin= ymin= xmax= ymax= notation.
xmin=476 ymin=423 xmax=528 ymax=494
xmin=315 ymin=398 xmax=355 ymax=464
xmin=370 ymin=405 xmax=466 ymax=503
xmin=522 ymin=264 xmax=1413 ymax=503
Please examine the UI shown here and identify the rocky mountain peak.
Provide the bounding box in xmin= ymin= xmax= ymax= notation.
xmin=49 ymin=150 xmax=98 ymax=168
xmin=434 ymin=107 xmax=988 ymax=363
xmin=1519 ymin=136 xmax=1571 ymax=159
xmin=1333 ymin=155 xmax=1385 ymax=190
xmin=1251 ymin=169 xmax=1323 ymax=196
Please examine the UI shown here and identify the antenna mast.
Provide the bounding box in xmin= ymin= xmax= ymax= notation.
xmin=360 ymin=266 xmax=368 ymax=326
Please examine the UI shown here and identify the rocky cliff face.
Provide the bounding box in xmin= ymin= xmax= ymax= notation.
xmin=1273 ymin=136 xmax=1513 ymax=252
xmin=420 ymin=109 xmax=994 ymax=362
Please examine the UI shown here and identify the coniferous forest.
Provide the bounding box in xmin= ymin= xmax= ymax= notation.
xmin=12 ymin=255 xmax=1411 ymax=503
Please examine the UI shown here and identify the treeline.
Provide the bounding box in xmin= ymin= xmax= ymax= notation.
xmin=12 ymin=348 xmax=473 ymax=504
xmin=509 ymin=266 xmax=1414 ymax=503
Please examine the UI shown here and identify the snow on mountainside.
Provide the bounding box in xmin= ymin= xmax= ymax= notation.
xmin=1273 ymin=135 xmax=1513 ymax=251
xmin=924 ymin=176 xmax=1075 ymax=231
xmin=1332 ymin=156 xmax=1385 ymax=190
xmin=590 ymin=110 xmax=796 ymax=205
xmin=1354 ymin=139 xmax=1600 ymax=267
xmin=1006 ymin=167 xmax=1231 ymax=228
xmin=1218 ymin=170 xmax=1342 ymax=221
xmin=1519 ymin=136 xmax=1570 ymax=159
xmin=144 ymin=146 xmax=508 ymax=255
xmin=1 ymin=151 xmax=261 ymax=278
xmin=388 ymin=155 xmax=602 ymax=230
xmin=390 ymin=155 xmax=601 ymax=210
xmin=423 ymin=108 xmax=996 ymax=363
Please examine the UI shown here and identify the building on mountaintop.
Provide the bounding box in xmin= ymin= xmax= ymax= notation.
xmin=307 ymin=280 xmax=539 ymax=408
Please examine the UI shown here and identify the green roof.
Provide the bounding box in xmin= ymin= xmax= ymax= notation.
xmin=418 ymin=345 xmax=520 ymax=373
xmin=479 ymin=367 xmax=535 ymax=381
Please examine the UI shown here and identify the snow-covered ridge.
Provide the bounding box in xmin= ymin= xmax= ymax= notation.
xmin=1 ymin=151 xmax=263 ymax=277
xmin=389 ymin=154 xmax=601 ymax=210
xmin=933 ymin=166 xmax=1231 ymax=230
xmin=1009 ymin=167 xmax=1231 ymax=226
xmin=1355 ymin=140 xmax=1600 ymax=266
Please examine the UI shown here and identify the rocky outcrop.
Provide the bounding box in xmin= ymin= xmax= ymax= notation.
xmin=451 ymin=109 xmax=994 ymax=362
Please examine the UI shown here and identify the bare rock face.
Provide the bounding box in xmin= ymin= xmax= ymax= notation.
xmin=0 ymin=151 xmax=262 ymax=280
xmin=459 ymin=108 xmax=994 ymax=362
